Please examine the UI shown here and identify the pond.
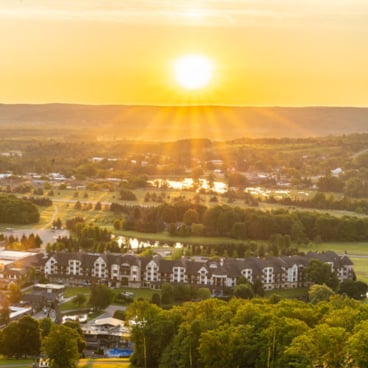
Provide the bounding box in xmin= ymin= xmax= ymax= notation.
xmin=148 ymin=178 xmax=227 ymax=193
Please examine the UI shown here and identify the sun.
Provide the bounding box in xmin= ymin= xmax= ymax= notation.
xmin=173 ymin=54 xmax=214 ymax=90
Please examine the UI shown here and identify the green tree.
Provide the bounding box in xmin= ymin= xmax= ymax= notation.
xmin=286 ymin=324 xmax=348 ymax=368
xmin=120 ymin=188 xmax=137 ymax=201
xmin=63 ymin=321 xmax=86 ymax=355
xmin=0 ymin=321 xmax=21 ymax=357
xmin=73 ymin=294 xmax=87 ymax=308
xmin=39 ymin=317 xmax=52 ymax=338
xmin=234 ymin=283 xmax=254 ymax=299
xmin=183 ymin=208 xmax=199 ymax=226
xmin=305 ymin=259 xmax=339 ymax=290
xmin=252 ymin=278 xmax=265 ymax=297
xmin=338 ymin=279 xmax=368 ymax=300
xmin=199 ymin=325 xmax=256 ymax=368
xmin=0 ymin=316 xmax=40 ymax=358
xmin=227 ymin=172 xmax=248 ymax=189
xmin=0 ymin=298 xmax=10 ymax=326
xmin=260 ymin=316 xmax=310 ymax=368
xmin=53 ymin=218 xmax=62 ymax=229
xmin=43 ymin=325 xmax=80 ymax=368
xmin=151 ymin=293 xmax=161 ymax=306
xmin=161 ymin=283 xmax=174 ymax=305
xmin=89 ymin=285 xmax=114 ymax=310
xmin=197 ymin=288 xmax=211 ymax=300
xmin=308 ymin=283 xmax=335 ymax=304
xmin=8 ymin=282 xmax=22 ymax=304
xmin=17 ymin=315 xmax=41 ymax=358
xmin=127 ymin=301 xmax=178 ymax=368
xmin=348 ymin=320 xmax=368 ymax=367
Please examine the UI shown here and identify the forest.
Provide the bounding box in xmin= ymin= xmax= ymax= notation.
xmin=114 ymin=202 xmax=368 ymax=243
xmin=127 ymin=295 xmax=368 ymax=368
xmin=0 ymin=194 xmax=39 ymax=224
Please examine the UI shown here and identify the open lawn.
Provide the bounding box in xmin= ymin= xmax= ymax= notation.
xmin=78 ymin=358 xmax=130 ymax=368
xmin=118 ymin=287 xmax=159 ymax=301
xmin=265 ymin=287 xmax=308 ymax=299
xmin=0 ymin=359 xmax=32 ymax=367
xmin=8 ymin=185 xmax=366 ymax=237
xmin=60 ymin=286 xmax=156 ymax=312
xmin=301 ymin=242 xmax=368 ymax=255
xmin=0 ymin=358 xmax=130 ymax=368
xmin=64 ymin=287 xmax=91 ymax=298
xmin=60 ymin=287 xmax=91 ymax=312
xmin=347 ymin=257 xmax=368 ymax=283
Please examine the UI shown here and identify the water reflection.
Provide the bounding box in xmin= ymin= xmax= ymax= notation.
xmin=148 ymin=178 xmax=227 ymax=194
xmin=117 ymin=236 xmax=183 ymax=252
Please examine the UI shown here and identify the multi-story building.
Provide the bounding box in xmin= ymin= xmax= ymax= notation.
xmin=0 ymin=250 xmax=42 ymax=288
xmin=39 ymin=250 xmax=354 ymax=291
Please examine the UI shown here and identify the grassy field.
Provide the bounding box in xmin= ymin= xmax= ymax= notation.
xmin=60 ymin=286 xmax=157 ymax=312
xmin=0 ymin=359 xmax=32 ymax=367
xmin=118 ymin=287 xmax=159 ymax=301
xmin=0 ymin=358 xmax=130 ymax=368
xmin=6 ymin=185 xmax=366 ymax=234
xmin=78 ymin=358 xmax=130 ymax=368
xmin=265 ymin=287 xmax=308 ymax=299
xmin=349 ymin=258 xmax=368 ymax=283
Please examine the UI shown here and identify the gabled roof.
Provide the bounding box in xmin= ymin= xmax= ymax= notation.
xmin=279 ymin=255 xmax=308 ymax=267
xmin=340 ymin=255 xmax=354 ymax=266
xmin=260 ymin=257 xmax=285 ymax=273
xmin=306 ymin=251 xmax=340 ymax=265
xmin=185 ymin=260 xmax=204 ymax=275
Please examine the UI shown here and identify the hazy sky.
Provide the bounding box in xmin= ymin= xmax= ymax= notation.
xmin=1 ymin=0 xmax=368 ymax=106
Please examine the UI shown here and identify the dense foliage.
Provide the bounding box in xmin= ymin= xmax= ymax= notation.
xmin=0 ymin=315 xmax=41 ymax=358
xmin=113 ymin=201 xmax=368 ymax=242
xmin=127 ymin=296 xmax=368 ymax=368
xmin=25 ymin=196 xmax=53 ymax=207
xmin=47 ymin=218 xmax=116 ymax=253
xmin=267 ymin=192 xmax=368 ymax=214
xmin=0 ymin=194 xmax=39 ymax=224
xmin=4 ymin=232 xmax=42 ymax=250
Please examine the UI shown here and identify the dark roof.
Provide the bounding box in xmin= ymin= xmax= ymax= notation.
xmin=160 ymin=260 xmax=174 ymax=274
xmin=340 ymin=255 xmax=354 ymax=266
xmin=185 ymin=260 xmax=204 ymax=275
xmin=39 ymin=250 xmax=354 ymax=279
xmin=306 ymin=251 xmax=340 ymax=265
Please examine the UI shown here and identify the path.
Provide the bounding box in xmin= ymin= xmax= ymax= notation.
xmin=352 ymin=147 xmax=368 ymax=159
xmin=40 ymin=204 xmax=58 ymax=231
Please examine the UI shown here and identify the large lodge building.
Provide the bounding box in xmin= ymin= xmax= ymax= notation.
xmin=39 ymin=251 xmax=354 ymax=291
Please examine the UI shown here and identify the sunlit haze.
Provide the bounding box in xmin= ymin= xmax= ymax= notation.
xmin=1 ymin=0 xmax=368 ymax=106
xmin=174 ymin=54 xmax=214 ymax=90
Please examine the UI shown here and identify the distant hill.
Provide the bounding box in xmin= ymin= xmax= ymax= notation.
xmin=0 ymin=104 xmax=367 ymax=141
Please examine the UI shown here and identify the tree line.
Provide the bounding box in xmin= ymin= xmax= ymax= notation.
xmin=4 ymin=232 xmax=42 ymax=251
xmin=0 ymin=316 xmax=84 ymax=368
xmin=111 ymin=201 xmax=368 ymax=242
xmin=46 ymin=218 xmax=118 ymax=253
xmin=127 ymin=295 xmax=368 ymax=368
xmin=266 ymin=191 xmax=368 ymax=215
xmin=0 ymin=194 xmax=39 ymax=224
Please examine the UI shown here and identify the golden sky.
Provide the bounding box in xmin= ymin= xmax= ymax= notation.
xmin=1 ymin=0 xmax=368 ymax=106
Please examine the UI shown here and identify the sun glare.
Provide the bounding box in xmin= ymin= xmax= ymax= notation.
xmin=174 ymin=54 xmax=214 ymax=90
